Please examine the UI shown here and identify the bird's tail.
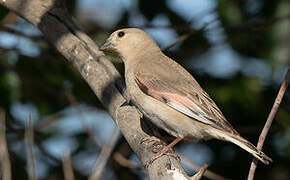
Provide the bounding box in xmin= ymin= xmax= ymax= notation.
xmin=208 ymin=128 xmax=272 ymax=164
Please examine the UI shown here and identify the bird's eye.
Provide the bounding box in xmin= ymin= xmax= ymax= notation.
xmin=118 ymin=31 xmax=125 ymax=38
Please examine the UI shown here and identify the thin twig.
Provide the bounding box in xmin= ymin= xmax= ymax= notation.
xmin=113 ymin=151 xmax=228 ymax=180
xmin=25 ymin=118 xmax=37 ymax=180
xmin=191 ymin=164 xmax=208 ymax=180
xmin=161 ymin=13 xmax=290 ymax=52
xmin=161 ymin=17 xmax=219 ymax=51
xmin=62 ymin=150 xmax=75 ymax=180
xmin=0 ymin=109 xmax=12 ymax=180
xmin=89 ymin=127 xmax=120 ymax=180
xmin=64 ymin=85 xmax=102 ymax=147
xmin=113 ymin=152 xmax=142 ymax=170
xmin=180 ymin=155 xmax=229 ymax=180
xmin=36 ymin=113 xmax=63 ymax=131
xmin=162 ymin=33 xmax=192 ymax=51
xmin=247 ymin=68 xmax=290 ymax=180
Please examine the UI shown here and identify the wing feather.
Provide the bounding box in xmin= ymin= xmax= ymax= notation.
xmin=135 ymin=75 xmax=239 ymax=135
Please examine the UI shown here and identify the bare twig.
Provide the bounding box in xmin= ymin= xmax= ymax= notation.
xmin=162 ymin=17 xmax=219 ymax=51
xmin=64 ymin=85 xmax=102 ymax=147
xmin=113 ymin=152 xmax=228 ymax=180
xmin=180 ymin=155 xmax=228 ymax=180
xmin=162 ymin=33 xmax=192 ymax=51
xmin=113 ymin=152 xmax=141 ymax=170
xmin=191 ymin=164 xmax=208 ymax=180
xmin=36 ymin=113 xmax=63 ymax=131
xmin=161 ymin=12 xmax=290 ymax=52
xmin=247 ymin=68 xmax=290 ymax=180
xmin=89 ymin=127 xmax=120 ymax=180
xmin=0 ymin=109 xmax=12 ymax=180
xmin=25 ymin=118 xmax=37 ymax=180
xmin=62 ymin=150 xmax=75 ymax=180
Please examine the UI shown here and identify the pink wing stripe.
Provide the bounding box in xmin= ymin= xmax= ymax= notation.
xmin=136 ymin=77 xmax=215 ymax=125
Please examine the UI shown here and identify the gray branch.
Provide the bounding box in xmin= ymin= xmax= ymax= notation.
xmin=0 ymin=0 xmax=197 ymax=179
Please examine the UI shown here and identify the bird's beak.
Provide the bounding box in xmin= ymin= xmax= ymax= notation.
xmin=100 ymin=39 xmax=116 ymax=52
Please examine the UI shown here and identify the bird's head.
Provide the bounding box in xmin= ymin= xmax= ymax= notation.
xmin=100 ymin=28 xmax=160 ymax=60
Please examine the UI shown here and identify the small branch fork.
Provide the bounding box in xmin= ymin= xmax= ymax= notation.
xmin=247 ymin=68 xmax=290 ymax=180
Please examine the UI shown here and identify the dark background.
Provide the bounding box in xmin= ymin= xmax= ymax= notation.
xmin=0 ymin=0 xmax=289 ymax=179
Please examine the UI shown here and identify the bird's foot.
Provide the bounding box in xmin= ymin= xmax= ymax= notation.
xmin=165 ymin=151 xmax=180 ymax=160
xmin=144 ymin=145 xmax=180 ymax=168
xmin=140 ymin=136 xmax=164 ymax=145
xmin=141 ymin=137 xmax=182 ymax=168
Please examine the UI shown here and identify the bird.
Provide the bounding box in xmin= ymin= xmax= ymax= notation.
xmin=100 ymin=28 xmax=272 ymax=167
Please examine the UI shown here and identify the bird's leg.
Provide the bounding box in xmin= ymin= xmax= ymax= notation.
xmin=141 ymin=136 xmax=179 ymax=159
xmin=144 ymin=137 xmax=183 ymax=168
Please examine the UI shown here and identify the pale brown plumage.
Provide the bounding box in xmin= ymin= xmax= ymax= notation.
xmin=100 ymin=28 xmax=272 ymax=165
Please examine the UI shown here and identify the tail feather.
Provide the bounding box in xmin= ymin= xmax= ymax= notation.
xmin=208 ymin=128 xmax=272 ymax=164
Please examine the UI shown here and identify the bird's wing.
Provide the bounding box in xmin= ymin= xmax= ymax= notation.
xmin=135 ymin=73 xmax=239 ymax=135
